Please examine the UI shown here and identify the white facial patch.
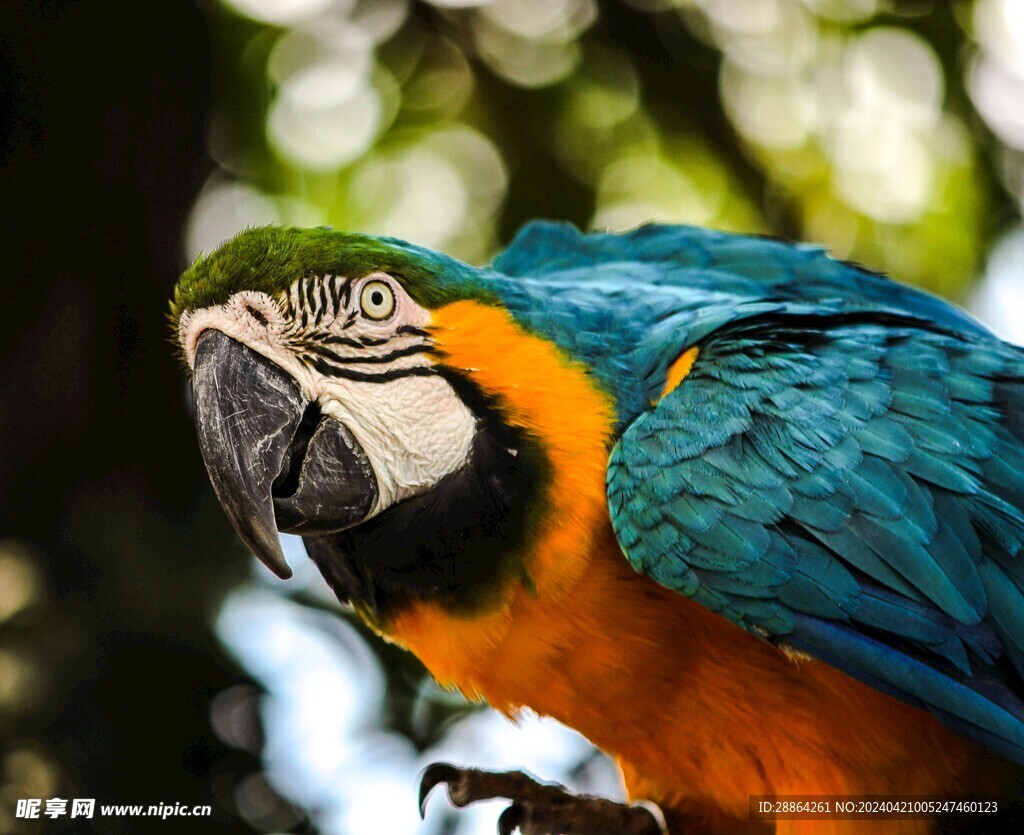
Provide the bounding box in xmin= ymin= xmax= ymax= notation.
xmin=179 ymin=290 xmax=308 ymax=376
xmin=178 ymin=272 xmax=479 ymax=521
xmin=319 ymin=373 xmax=478 ymax=514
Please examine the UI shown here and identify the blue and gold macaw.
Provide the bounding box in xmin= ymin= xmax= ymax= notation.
xmin=173 ymin=222 xmax=1024 ymax=833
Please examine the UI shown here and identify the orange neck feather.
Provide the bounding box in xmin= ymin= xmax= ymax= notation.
xmin=385 ymin=300 xmax=617 ymax=693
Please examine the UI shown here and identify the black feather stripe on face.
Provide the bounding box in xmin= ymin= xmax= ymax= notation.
xmin=306 ymin=360 xmax=439 ymax=384
xmin=303 ymin=368 xmax=552 ymax=624
xmin=298 ymin=343 xmax=437 ymax=366
xmin=275 ymin=273 xmax=437 ymax=382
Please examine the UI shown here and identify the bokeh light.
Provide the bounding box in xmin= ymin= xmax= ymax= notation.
xmin=973 ymin=227 xmax=1024 ymax=344
xmin=222 ymin=0 xmax=343 ymax=27
xmin=0 ymin=542 xmax=44 ymax=624
xmin=971 ymin=0 xmax=1024 ymax=151
xmin=472 ymin=0 xmax=596 ymax=87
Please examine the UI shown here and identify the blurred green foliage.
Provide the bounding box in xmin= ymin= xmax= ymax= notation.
xmin=191 ymin=0 xmax=1022 ymax=301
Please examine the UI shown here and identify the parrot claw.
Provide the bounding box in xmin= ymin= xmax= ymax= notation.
xmin=496 ymin=803 xmax=525 ymax=835
xmin=418 ymin=762 xmax=463 ymax=817
xmin=417 ymin=762 xmax=669 ymax=835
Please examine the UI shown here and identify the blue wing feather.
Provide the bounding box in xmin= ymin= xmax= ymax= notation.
xmin=493 ymin=221 xmax=990 ymax=338
xmin=489 ymin=222 xmax=990 ymax=424
xmin=606 ymin=316 xmax=1024 ymax=764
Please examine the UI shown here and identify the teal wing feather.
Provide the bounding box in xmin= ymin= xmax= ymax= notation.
xmin=607 ymin=313 xmax=1024 ymax=764
xmin=494 ymin=221 xmax=988 ymax=338
xmin=490 ymin=222 xmax=990 ymax=424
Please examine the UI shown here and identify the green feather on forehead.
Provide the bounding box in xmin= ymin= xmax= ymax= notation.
xmin=170 ymin=225 xmax=498 ymax=326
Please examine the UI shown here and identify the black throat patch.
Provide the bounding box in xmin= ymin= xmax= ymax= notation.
xmin=303 ymin=369 xmax=550 ymax=625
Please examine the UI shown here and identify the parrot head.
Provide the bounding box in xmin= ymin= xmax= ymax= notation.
xmin=172 ymin=225 xmax=611 ymax=623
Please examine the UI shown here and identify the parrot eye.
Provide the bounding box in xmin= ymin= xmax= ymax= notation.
xmin=359 ymin=280 xmax=396 ymax=321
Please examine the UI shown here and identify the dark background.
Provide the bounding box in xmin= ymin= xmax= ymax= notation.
xmin=0 ymin=1 xmax=253 ymax=831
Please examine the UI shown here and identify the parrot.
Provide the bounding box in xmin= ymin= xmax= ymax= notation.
xmin=173 ymin=221 xmax=1024 ymax=834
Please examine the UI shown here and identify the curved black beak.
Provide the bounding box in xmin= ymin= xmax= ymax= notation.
xmin=191 ymin=331 xmax=377 ymax=579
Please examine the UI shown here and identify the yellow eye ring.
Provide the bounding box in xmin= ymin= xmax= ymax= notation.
xmin=359 ymin=280 xmax=395 ymax=320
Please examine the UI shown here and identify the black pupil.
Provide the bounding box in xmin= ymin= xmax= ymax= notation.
xmin=371 ymin=290 xmax=384 ymax=306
